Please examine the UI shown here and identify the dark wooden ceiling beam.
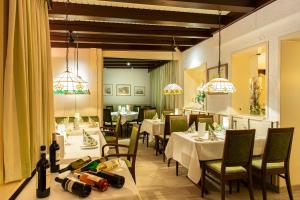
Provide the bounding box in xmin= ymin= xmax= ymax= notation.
xmin=51 ymin=42 xmax=185 ymax=51
xmin=98 ymin=0 xmax=255 ymax=13
xmin=49 ymin=20 xmax=212 ymax=39
xmin=49 ymin=2 xmax=227 ymax=28
xmin=50 ymin=34 xmax=198 ymax=46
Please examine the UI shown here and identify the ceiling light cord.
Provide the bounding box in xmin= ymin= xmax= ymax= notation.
xmin=218 ymin=10 xmax=222 ymax=77
xmin=65 ymin=0 xmax=69 ymax=72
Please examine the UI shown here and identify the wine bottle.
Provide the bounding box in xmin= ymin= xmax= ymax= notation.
xmin=88 ymin=170 xmax=125 ymax=189
xmin=59 ymin=156 xmax=91 ymax=173
xmin=95 ymin=159 xmax=120 ymax=172
xmin=50 ymin=133 xmax=60 ymax=173
xmin=36 ymin=145 xmax=51 ymax=198
xmin=55 ymin=177 xmax=91 ymax=197
xmin=75 ymin=172 xmax=109 ymax=192
xmin=74 ymin=159 xmax=101 ymax=173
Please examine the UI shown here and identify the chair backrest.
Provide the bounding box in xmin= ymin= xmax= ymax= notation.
xmin=198 ymin=116 xmax=214 ymax=131
xmin=164 ymin=114 xmax=181 ymax=137
xmin=144 ymin=109 xmax=157 ymax=119
xmin=162 ymin=110 xmax=173 ymax=116
xmin=137 ymin=108 xmax=144 ymax=123
xmin=170 ymin=115 xmax=188 ymax=133
xmin=89 ymin=116 xmax=99 ymax=122
xmin=128 ymin=125 xmax=141 ymax=167
xmin=106 ymin=105 xmax=114 ymax=111
xmin=103 ymin=108 xmax=112 ymax=123
xmin=189 ymin=114 xmax=210 ymax=130
xmin=115 ymin=115 xmax=121 ymax=134
xmin=222 ymin=129 xmax=255 ymax=169
xmin=262 ymin=128 xmax=294 ymax=165
xmin=55 ymin=117 xmax=66 ymax=124
xmin=81 ymin=116 xmax=89 ymax=122
xmin=133 ymin=105 xmax=141 ymax=112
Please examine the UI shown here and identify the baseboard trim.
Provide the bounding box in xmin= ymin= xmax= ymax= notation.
xmin=9 ymin=169 xmax=36 ymax=200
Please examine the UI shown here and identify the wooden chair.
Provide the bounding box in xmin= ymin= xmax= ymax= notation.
xmin=198 ymin=116 xmax=214 ymax=131
xmin=102 ymin=124 xmax=141 ymax=182
xmin=201 ymin=129 xmax=256 ymax=200
xmin=103 ymin=108 xmax=114 ymax=127
xmin=141 ymin=109 xmax=157 ymax=147
xmin=100 ymin=114 xmax=121 ymax=149
xmin=155 ymin=114 xmax=181 ymax=161
xmin=133 ymin=105 xmax=141 ymax=112
xmin=189 ymin=114 xmax=211 ymax=130
xmin=252 ymin=128 xmax=294 ymax=200
xmin=106 ymin=105 xmax=114 ymax=112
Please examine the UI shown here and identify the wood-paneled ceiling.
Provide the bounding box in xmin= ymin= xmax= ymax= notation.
xmin=48 ymin=0 xmax=276 ymax=51
xmin=104 ymin=58 xmax=168 ymax=69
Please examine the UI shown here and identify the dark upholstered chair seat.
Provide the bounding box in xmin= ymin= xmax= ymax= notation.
xmin=206 ymin=160 xmax=247 ymax=174
xmin=252 ymin=158 xmax=284 ymax=170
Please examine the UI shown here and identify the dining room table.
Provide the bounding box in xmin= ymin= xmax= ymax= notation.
xmin=140 ymin=119 xmax=165 ymax=143
xmin=111 ymin=111 xmax=139 ymax=125
xmin=165 ymin=131 xmax=266 ymax=184
xmin=16 ymin=159 xmax=142 ymax=200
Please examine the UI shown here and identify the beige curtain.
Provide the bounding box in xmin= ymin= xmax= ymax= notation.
xmin=2 ymin=0 xmax=54 ymax=183
xmin=150 ymin=61 xmax=182 ymax=115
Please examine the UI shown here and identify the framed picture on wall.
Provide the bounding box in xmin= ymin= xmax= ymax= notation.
xmin=134 ymin=86 xmax=145 ymax=96
xmin=104 ymin=84 xmax=113 ymax=96
xmin=206 ymin=64 xmax=228 ymax=81
xmin=116 ymin=84 xmax=131 ymax=96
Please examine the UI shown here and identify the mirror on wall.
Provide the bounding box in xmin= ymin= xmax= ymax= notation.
xmin=231 ymin=43 xmax=268 ymax=116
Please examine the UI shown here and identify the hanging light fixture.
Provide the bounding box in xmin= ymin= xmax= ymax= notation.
xmin=203 ymin=11 xmax=236 ymax=95
xmin=53 ymin=0 xmax=90 ymax=95
xmin=163 ymin=37 xmax=183 ymax=95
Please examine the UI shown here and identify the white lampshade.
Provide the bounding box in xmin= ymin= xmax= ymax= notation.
xmin=203 ymin=78 xmax=236 ymax=94
xmin=163 ymin=83 xmax=183 ymax=95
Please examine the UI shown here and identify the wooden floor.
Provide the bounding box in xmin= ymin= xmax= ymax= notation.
xmin=134 ymin=140 xmax=299 ymax=200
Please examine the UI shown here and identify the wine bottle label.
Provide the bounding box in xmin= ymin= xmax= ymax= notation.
xmin=56 ymin=150 xmax=60 ymax=165
xmin=86 ymin=174 xmax=102 ymax=183
xmin=105 ymin=159 xmax=119 ymax=170
xmin=65 ymin=179 xmax=75 ymax=193
xmin=46 ymin=168 xmax=51 ymax=189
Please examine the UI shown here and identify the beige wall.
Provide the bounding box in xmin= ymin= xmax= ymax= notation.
xmin=184 ymin=65 xmax=206 ymax=105
xmin=52 ymin=48 xmax=103 ymax=119
xmin=280 ymin=40 xmax=300 ymax=186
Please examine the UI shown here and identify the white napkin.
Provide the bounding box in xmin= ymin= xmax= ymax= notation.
xmin=161 ymin=114 xmax=165 ymax=121
xmin=187 ymin=122 xmax=196 ymax=132
xmin=198 ymin=122 xmax=206 ymax=133
xmin=152 ymin=113 xmax=158 ymax=120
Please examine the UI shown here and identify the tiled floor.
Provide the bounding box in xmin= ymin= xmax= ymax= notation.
xmin=134 ymin=140 xmax=299 ymax=200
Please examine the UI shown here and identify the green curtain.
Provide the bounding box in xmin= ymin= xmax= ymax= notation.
xmin=1 ymin=0 xmax=54 ymax=183
xmin=150 ymin=61 xmax=182 ymax=115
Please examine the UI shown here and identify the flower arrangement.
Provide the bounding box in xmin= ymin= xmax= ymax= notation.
xmin=195 ymin=83 xmax=206 ymax=104
xmin=249 ymin=76 xmax=262 ymax=115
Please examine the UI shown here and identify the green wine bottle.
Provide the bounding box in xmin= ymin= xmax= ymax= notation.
xmin=58 ymin=156 xmax=91 ymax=173
xmin=74 ymin=159 xmax=101 ymax=173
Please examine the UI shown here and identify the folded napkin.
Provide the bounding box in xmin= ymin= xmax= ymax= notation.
xmin=187 ymin=122 xmax=196 ymax=132
xmin=161 ymin=114 xmax=165 ymax=121
xmin=152 ymin=113 xmax=159 ymax=120
xmin=82 ymin=130 xmax=98 ymax=146
xmin=198 ymin=122 xmax=206 ymax=133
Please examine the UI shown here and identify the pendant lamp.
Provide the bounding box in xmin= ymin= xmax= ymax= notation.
xmin=53 ymin=1 xmax=90 ymax=95
xmin=203 ymin=11 xmax=236 ymax=94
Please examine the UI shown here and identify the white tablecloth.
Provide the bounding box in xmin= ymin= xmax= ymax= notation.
xmin=63 ymin=133 xmax=109 ymax=160
xmin=17 ymin=160 xmax=142 ymax=200
xmin=165 ymin=132 xmax=266 ymax=184
xmin=140 ymin=119 xmax=165 ymax=142
xmin=111 ymin=112 xmax=138 ymax=125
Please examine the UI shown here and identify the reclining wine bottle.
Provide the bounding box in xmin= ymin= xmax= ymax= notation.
xmin=36 ymin=145 xmax=51 ymax=198
xmin=75 ymin=172 xmax=109 ymax=192
xmin=88 ymin=170 xmax=125 ymax=188
xmin=58 ymin=156 xmax=91 ymax=173
xmin=74 ymin=159 xmax=101 ymax=173
xmin=55 ymin=177 xmax=91 ymax=197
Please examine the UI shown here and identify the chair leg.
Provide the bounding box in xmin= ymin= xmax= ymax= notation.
xmin=201 ymin=166 xmax=206 ymax=198
xmin=146 ymin=133 xmax=149 ymax=148
xmin=221 ymin=177 xmax=226 ymax=200
xmin=285 ymin=170 xmax=294 ymax=200
xmin=176 ymin=161 xmax=179 ymax=176
xmin=247 ymin=170 xmax=254 ymax=200
xmin=261 ymin=173 xmax=267 ymax=200
xmin=229 ymin=181 xmax=232 ymax=194
xmin=142 ymin=133 xmax=145 ymax=144
xmin=155 ymin=137 xmax=158 ymax=156
xmin=237 ymin=180 xmax=240 ymax=192
xmin=167 ymin=158 xmax=171 ymax=167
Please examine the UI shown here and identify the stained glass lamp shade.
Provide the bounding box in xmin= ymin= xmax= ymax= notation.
xmin=203 ymin=78 xmax=236 ymax=94
xmin=53 ymin=70 xmax=90 ymax=95
xmin=163 ymin=83 xmax=183 ymax=95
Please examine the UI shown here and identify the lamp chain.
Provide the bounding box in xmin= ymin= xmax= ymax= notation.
xmin=218 ymin=10 xmax=222 ymax=78
xmin=65 ymin=0 xmax=70 ymax=72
